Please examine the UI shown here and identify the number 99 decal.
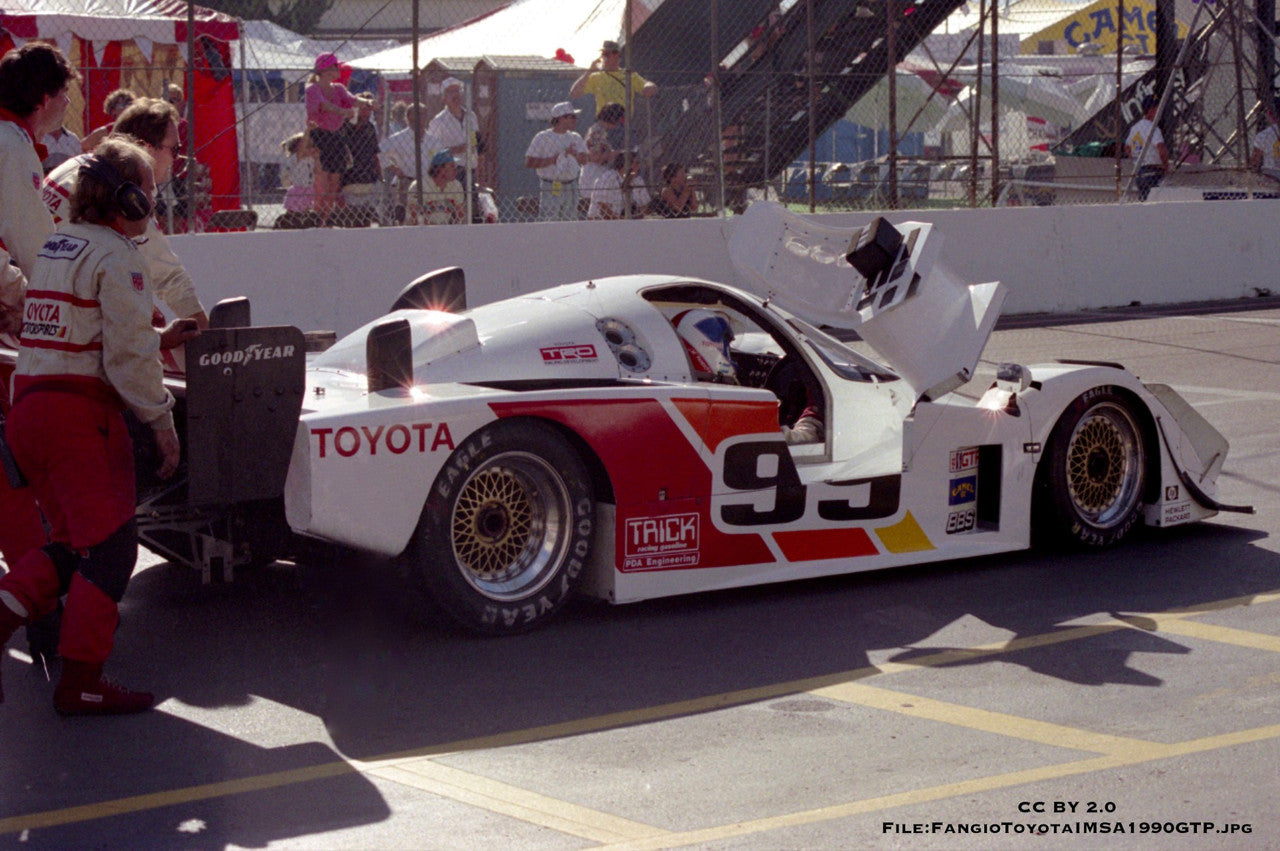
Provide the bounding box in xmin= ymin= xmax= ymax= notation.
xmin=718 ymin=440 xmax=900 ymax=529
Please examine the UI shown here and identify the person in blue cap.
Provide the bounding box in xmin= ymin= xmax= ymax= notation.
xmin=415 ymin=149 xmax=465 ymax=225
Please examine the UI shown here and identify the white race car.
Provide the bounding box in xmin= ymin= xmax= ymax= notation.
xmin=0 ymin=204 xmax=1249 ymax=635
xmin=281 ymin=203 xmax=1248 ymax=633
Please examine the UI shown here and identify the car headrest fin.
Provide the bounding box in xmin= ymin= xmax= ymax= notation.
xmin=392 ymin=266 xmax=466 ymax=313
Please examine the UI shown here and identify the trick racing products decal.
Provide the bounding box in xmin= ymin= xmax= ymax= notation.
xmin=540 ymin=343 xmax=598 ymax=363
xmin=946 ymin=446 xmax=979 ymax=535
xmin=624 ymin=512 xmax=699 ymax=570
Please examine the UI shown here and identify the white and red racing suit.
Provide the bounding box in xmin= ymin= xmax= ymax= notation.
xmin=0 ymin=110 xmax=56 ymax=569
xmin=1 ymin=222 xmax=174 ymax=665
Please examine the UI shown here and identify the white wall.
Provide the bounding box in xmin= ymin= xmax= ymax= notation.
xmin=170 ymin=200 xmax=1278 ymax=336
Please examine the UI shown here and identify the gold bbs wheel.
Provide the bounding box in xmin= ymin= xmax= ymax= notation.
xmin=1063 ymin=401 xmax=1143 ymax=528
xmin=415 ymin=420 xmax=594 ymax=634
xmin=1037 ymin=390 xmax=1148 ymax=549
xmin=450 ymin=451 xmax=572 ymax=600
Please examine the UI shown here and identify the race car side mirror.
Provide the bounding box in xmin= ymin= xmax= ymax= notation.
xmin=209 ymin=297 xmax=251 ymax=329
xmin=391 ymin=266 xmax=467 ymax=313
xmin=367 ymin=318 xmax=413 ymax=394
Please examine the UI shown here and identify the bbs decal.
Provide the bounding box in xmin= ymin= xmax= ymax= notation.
xmin=946 ymin=508 xmax=976 ymax=534
xmin=717 ymin=439 xmax=900 ymax=528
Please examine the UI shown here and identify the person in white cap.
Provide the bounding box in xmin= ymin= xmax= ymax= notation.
xmin=524 ymin=102 xmax=589 ymax=221
xmin=427 ymin=77 xmax=480 ymax=173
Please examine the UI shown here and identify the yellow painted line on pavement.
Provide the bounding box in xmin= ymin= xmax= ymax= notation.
xmin=366 ymin=760 xmax=663 ymax=843
xmin=1118 ymin=615 xmax=1280 ymax=653
xmin=4 ymin=587 xmax=1279 ymax=839
xmin=813 ymin=682 xmax=1155 ymax=758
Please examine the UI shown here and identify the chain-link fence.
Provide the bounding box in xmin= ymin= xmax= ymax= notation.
xmin=6 ymin=0 xmax=1276 ymax=230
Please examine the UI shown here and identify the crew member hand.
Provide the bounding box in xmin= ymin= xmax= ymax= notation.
xmin=159 ymin=317 xmax=200 ymax=349
xmin=154 ymin=426 xmax=181 ymax=479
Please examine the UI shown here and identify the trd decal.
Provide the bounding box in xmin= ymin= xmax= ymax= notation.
xmin=540 ymin=344 xmax=598 ymax=363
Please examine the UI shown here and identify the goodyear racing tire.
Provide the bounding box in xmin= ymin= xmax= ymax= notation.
xmin=1036 ymin=389 xmax=1146 ymax=548
xmin=413 ymin=420 xmax=594 ymax=635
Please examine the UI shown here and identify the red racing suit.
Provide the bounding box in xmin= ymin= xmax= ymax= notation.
xmin=1 ymin=222 xmax=174 ymax=663
xmin=0 ymin=111 xmax=56 ymax=570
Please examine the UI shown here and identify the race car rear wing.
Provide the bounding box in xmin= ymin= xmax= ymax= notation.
xmin=184 ymin=324 xmax=306 ymax=506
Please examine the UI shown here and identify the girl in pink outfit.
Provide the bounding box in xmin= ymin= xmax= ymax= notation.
xmin=305 ymin=52 xmax=356 ymax=219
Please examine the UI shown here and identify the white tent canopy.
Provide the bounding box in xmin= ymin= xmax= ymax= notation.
xmin=350 ymin=0 xmax=632 ymax=72
xmin=239 ymin=19 xmax=399 ymax=71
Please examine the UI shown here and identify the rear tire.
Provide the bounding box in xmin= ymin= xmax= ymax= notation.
xmin=1036 ymin=389 xmax=1146 ymax=548
xmin=411 ymin=420 xmax=594 ymax=635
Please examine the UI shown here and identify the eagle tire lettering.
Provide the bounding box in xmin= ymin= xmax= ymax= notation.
xmin=410 ymin=420 xmax=594 ymax=635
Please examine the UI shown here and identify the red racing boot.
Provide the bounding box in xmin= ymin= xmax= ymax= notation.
xmin=53 ymin=660 xmax=154 ymax=716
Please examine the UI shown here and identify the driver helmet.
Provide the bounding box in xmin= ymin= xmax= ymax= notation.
xmin=674 ymin=309 xmax=736 ymax=383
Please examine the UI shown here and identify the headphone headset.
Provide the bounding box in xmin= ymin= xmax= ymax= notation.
xmin=78 ymin=154 xmax=152 ymax=222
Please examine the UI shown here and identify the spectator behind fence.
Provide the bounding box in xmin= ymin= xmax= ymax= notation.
xmin=427 ymin=77 xmax=481 ymax=174
xmin=586 ymin=149 xmax=627 ymax=220
xmin=1124 ymin=94 xmax=1168 ymax=201
xmin=81 ymin=88 xmax=135 ymax=152
xmin=579 ymin=135 xmax=613 ymax=216
xmin=525 ymin=101 xmax=588 ymax=221
xmin=411 ymin=150 xmax=465 ymax=226
xmin=381 ymin=102 xmax=440 ymax=225
xmin=388 ymin=100 xmax=408 ymax=136
xmin=338 ymin=95 xmax=381 ymax=226
xmin=306 ymin=52 xmax=358 ymax=220
xmin=1250 ymin=96 xmax=1280 ymax=175
xmin=587 ymin=149 xmax=648 ymax=220
xmin=585 ymin=102 xmax=626 ymax=152
xmin=277 ymin=131 xmax=320 ymax=228
xmin=650 ymin=162 xmax=699 ymax=218
xmin=569 ymin=40 xmax=657 ymax=120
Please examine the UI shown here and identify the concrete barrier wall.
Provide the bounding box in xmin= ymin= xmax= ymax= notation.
xmin=170 ymin=200 xmax=1278 ymax=336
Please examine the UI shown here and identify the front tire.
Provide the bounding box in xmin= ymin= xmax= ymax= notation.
xmin=1036 ymin=389 xmax=1146 ymax=548
xmin=411 ymin=420 xmax=594 ymax=634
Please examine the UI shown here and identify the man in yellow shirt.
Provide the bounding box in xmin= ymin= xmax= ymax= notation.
xmin=569 ymin=40 xmax=657 ymax=119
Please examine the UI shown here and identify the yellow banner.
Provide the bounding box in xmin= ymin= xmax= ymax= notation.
xmin=1022 ymin=0 xmax=1187 ymax=55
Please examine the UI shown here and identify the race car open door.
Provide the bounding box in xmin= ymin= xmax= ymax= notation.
xmin=729 ymin=202 xmax=1005 ymax=402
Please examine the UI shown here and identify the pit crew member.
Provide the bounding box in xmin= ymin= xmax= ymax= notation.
xmin=43 ymin=97 xmax=209 ymax=331
xmin=0 ymin=139 xmax=178 ymax=715
xmin=0 ymin=43 xmax=79 ymax=570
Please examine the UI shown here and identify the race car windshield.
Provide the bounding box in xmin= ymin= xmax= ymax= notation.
xmin=785 ymin=316 xmax=898 ymax=382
